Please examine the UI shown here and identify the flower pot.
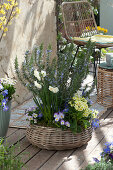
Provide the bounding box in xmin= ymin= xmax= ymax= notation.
xmin=0 ymin=100 xmax=11 ymax=138
xmin=26 ymin=125 xmax=92 ymax=150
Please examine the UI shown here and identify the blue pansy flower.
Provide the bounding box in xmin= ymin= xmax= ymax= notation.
xmin=3 ymin=105 xmax=9 ymax=111
xmin=2 ymin=89 xmax=8 ymax=96
xmin=2 ymin=99 xmax=7 ymax=106
xmin=103 ymin=146 xmax=110 ymax=154
xmin=63 ymin=108 xmax=69 ymax=112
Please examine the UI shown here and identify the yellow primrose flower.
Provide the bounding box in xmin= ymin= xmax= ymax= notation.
xmin=104 ymin=29 xmax=108 ymax=33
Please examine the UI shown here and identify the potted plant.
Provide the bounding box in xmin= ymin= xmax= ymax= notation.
xmin=0 ymin=1 xmax=20 ymax=139
xmin=15 ymin=42 xmax=99 ymax=150
xmin=0 ymin=78 xmax=16 ymax=138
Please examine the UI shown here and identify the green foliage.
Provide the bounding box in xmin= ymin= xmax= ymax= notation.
xmin=83 ymin=160 xmax=113 ymax=170
xmin=0 ymin=139 xmax=24 ymax=170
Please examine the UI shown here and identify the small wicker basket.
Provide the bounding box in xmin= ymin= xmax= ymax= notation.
xmin=26 ymin=125 xmax=92 ymax=150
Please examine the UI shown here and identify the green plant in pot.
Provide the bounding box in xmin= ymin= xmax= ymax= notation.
xmin=0 ymin=78 xmax=16 ymax=138
xmin=15 ymin=41 xmax=99 ymax=150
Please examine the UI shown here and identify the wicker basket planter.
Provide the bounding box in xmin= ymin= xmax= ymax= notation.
xmin=26 ymin=125 xmax=92 ymax=150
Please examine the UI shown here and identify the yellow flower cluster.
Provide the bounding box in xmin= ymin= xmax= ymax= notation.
xmin=0 ymin=0 xmax=20 ymax=41
xmin=86 ymin=26 xmax=108 ymax=34
xmin=69 ymin=93 xmax=92 ymax=117
xmin=97 ymin=26 xmax=108 ymax=33
xmin=86 ymin=26 xmax=96 ymax=31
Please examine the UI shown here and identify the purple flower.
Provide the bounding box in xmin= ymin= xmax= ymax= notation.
xmin=25 ymin=50 xmax=30 ymax=55
xmin=0 ymin=84 xmax=3 ymax=90
xmin=88 ymin=100 xmax=93 ymax=105
xmin=2 ymin=89 xmax=8 ymax=96
xmin=55 ymin=117 xmax=60 ymax=122
xmin=103 ymin=146 xmax=110 ymax=154
xmin=3 ymin=105 xmax=9 ymax=111
xmin=5 ymin=97 xmax=8 ymax=102
xmin=60 ymin=120 xmax=65 ymax=125
xmin=59 ymin=112 xmax=64 ymax=119
xmin=109 ymin=153 xmax=113 ymax=159
xmin=46 ymin=49 xmax=52 ymax=54
xmin=65 ymin=121 xmax=70 ymax=127
xmin=92 ymin=118 xmax=99 ymax=129
xmin=38 ymin=113 xmax=43 ymax=118
xmin=104 ymin=142 xmax=113 ymax=147
xmin=37 ymin=49 xmax=40 ymax=55
xmin=2 ymin=99 xmax=6 ymax=106
xmin=63 ymin=108 xmax=69 ymax=112
xmin=93 ymin=157 xmax=100 ymax=163
xmin=54 ymin=112 xmax=58 ymax=118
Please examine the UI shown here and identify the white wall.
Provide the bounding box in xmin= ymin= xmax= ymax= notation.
xmin=0 ymin=0 xmax=57 ymax=108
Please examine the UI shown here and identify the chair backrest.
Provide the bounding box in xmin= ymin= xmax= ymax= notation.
xmin=62 ymin=1 xmax=98 ymax=39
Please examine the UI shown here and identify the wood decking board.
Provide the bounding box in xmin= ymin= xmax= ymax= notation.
xmin=6 ymin=109 xmax=113 ymax=170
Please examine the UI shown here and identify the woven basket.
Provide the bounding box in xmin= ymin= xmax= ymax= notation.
xmin=97 ymin=67 xmax=113 ymax=107
xmin=26 ymin=125 xmax=92 ymax=150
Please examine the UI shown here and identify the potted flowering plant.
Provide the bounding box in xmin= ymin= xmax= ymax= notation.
xmin=0 ymin=78 xmax=16 ymax=138
xmin=15 ymin=42 xmax=98 ymax=150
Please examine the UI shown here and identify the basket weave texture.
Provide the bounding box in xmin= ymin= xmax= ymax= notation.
xmin=26 ymin=125 xmax=92 ymax=150
xmin=97 ymin=67 xmax=113 ymax=107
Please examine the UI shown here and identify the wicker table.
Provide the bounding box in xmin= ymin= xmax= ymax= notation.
xmin=97 ymin=67 xmax=113 ymax=107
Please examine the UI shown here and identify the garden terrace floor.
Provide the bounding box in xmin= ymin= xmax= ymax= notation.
xmin=7 ymin=108 xmax=113 ymax=170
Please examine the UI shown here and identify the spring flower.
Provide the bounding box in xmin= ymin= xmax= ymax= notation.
xmin=38 ymin=113 xmax=43 ymax=118
xmin=34 ymin=119 xmax=37 ymax=124
xmin=93 ymin=157 xmax=99 ymax=163
xmin=63 ymin=108 xmax=69 ymax=112
xmin=59 ymin=112 xmax=64 ymax=119
xmin=41 ymin=70 xmax=46 ymax=77
xmin=61 ymin=120 xmax=65 ymax=125
xmin=5 ymin=97 xmax=8 ymax=102
xmin=55 ymin=117 xmax=60 ymax=122
xmin=33 ymin=113 xmax=38 ymax=118
xmin=29 ymin=116 xmax=33 ymax=121
xmin=2 ymin=89 xmax=8 ymax=96
xmin=0 ymin=84 xmax=3 ymax=90
xmin=92 ymin=118 xmax=99 ymax=129
xmin=37 ymin=49 xmax=40 ymax=55
xmin=65 ymin=121 xmax=70 ymax=127
xmin=34 ymin=69 xmax=41 ymax=81
xmin=49 ymin=86 xmax=59 ymax=93
xmin=34 ymin=81 xmax=42 ymax=89
xmin=3 ymin=105 xmax=9 ymax=111
xmin=54 ymin=112 xmax=58 ymax=118
xmin=2 ymin=99 xmax=6 ymax=106
xmin=109 ymin=153 xmax=113 ymax=159
xmin=46 ymin=49 xmax=52 ymax=53
xmin=103 ymin=146 xmax=110 ymax=154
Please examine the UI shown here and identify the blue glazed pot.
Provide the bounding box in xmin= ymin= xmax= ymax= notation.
xmin=0 ymin=100 xmax=11 ymax=138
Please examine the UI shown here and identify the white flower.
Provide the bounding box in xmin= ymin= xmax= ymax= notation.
xmin=34 ymin=81 xmax=42 ymax=89
xmin=41 ymin=70 xmax=46 ymax=77
xmin=49 ymin=86 xmax=59 ymax=93
xmin=33 ymin=113 xmax=38 ymax=118
xmin=34 ymin=69 xmax=41 ymax=81
xmin=76 ymin=90 xmax=82 ymax=97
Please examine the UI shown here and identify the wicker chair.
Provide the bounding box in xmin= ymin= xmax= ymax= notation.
xmin=62 ymin=1 xmax=113 ymax=77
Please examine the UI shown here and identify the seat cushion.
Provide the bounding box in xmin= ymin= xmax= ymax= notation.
xmin=71 ymin=34 xmax=113 ymax=44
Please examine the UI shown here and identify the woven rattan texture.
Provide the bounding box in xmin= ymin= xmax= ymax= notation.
xmin=26 ymin=125 xmax=92 ymax=150
xmin=97 ymin=67 xmax=113 ymax=107
xmin=62 ymin=1 xmax=98 ymax=38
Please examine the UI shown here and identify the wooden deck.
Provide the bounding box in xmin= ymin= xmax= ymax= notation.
xmin=6 ymin=108 xmax=113 ymax=170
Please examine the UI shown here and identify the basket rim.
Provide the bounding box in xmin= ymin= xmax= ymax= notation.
xmin=28 ymin=124 xmax=92 ymax=134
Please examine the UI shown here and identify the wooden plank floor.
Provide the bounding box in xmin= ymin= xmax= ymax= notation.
xmin=6 ymin=108 xmax=113 ymax=170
